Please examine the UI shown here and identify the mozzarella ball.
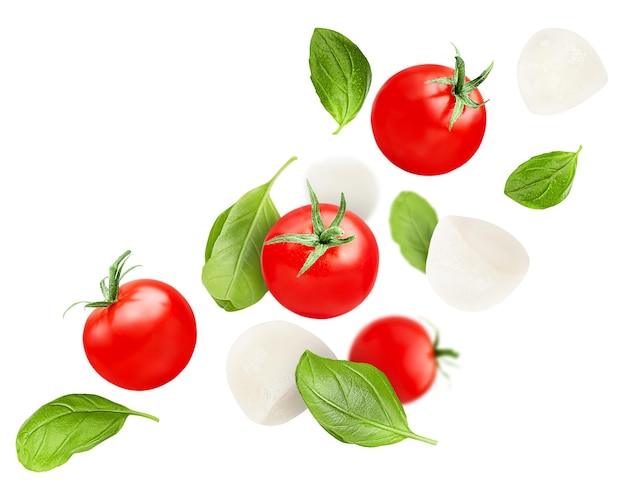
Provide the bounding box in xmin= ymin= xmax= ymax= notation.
xmin=226 ymin=321 xmax=335 ymax=426
xmin=517 ymin=27 xmax=607 ymax=114
xmin=305 ymin=157 xmax=379 ymax=220
xmin=425 ymin=216 xmax=529 ymax=311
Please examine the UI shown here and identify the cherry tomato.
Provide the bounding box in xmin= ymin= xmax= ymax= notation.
xmin=348 ymin=316 xmax=458 ymax=404
xmin=71 ymin=251 xmax=197 ymax=391
xmin=261 ymin=183 xmax=378 ymax=319
xmin=371 ymin=46 xmax=493 ymax=175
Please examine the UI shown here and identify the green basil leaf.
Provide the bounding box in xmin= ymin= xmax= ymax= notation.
xmin=309 ymin=27 xmax=372 ymax=134
xmin=16 ymin=394 xmax=158 ymax=472
xmin=389 ymin=191 xmax=438 ymax=273
xmin=201 ymin=156 xmax=297 ymax=311
xmin=504 ymin=146 xmax=582 ymax=209
xmin=204 ymin=203 xmax=234 ymax=262
xmin=295 ymin=350 xmax=437 ymax=447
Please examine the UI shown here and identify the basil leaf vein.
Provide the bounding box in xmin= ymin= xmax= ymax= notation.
xmin=389 ymin=191 xmax=438 ymax=273
xmin=295 ymin=350 xmax=437 ymax=447
xmin=201 ymin=156 xmax=297 ymax=311
xmin=504 ymin=146 xmax=581 ymax=209
xmin=309 ymin=27 xmax=372 ymax=134
xmin=16 ymin=394 xmax=158 ymax=472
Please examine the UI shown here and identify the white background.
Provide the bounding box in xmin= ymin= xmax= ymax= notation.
xmin=1 ymin=1 xmax=623 ymax=485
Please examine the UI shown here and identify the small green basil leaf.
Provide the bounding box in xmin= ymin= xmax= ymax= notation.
xmin=504 ymin=146 xmax=582 ymax=209
xmin=295 ymin=350 xmax=437 ymax=447
xmin=201 ymin=156 xmax=297 ymax=311
xmin=309 ymin=27 xmax=372 ymax=134
xmin=389 ymin=191 xmax=438 ymax=273
xmin=16 ymin=394 xmax=158 ymax=472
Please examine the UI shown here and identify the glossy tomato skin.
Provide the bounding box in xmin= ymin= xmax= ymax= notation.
xmin=349 ymin=316 xmax=436 ymax=404
xmin=371 ymin=64 xmax=487 ymax=176
xmin=82 ymin=279 xmax=197 ymax=391
xmin=261 ymin=203 xmax=379 ymax=319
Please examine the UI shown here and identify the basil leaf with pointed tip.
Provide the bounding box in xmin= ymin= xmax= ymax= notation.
xmin=295 ymin=350 xmax=437 ymax=447
xmin=504 ymin=146 xmax=581 ymax=209
xmin=389 ymin=191 xmax=438 ymax=273
xmin=202 ymin=156 xmax=297 ymax=311
xmin=16 ymin=394 xmax=158 ymax=472
xmin=309 ymin=28 xmax=372 ymax=134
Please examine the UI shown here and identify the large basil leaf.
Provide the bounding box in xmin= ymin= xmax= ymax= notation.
xmin=309 ymin=28 xmax=372 ymax=134
xmin=389 ymin=191 xmax=438 ymax=273
xmin=16 ymin=394 xmax=158 ymax=472
xmin=504 ymin=146 xmax=581 ymax=209
xmin=295 ymin=351 xmax=437 ymax=447
xmin=202 ymin=156 xmax=297 ymax=311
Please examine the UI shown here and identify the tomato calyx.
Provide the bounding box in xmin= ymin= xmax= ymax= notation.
xmin=63 ymin=250 xmax=141 ymax=316
xmin=264 ymin=181 xmax=356 ymax=276
xmin=426 ymin=44 xmax=494 ymax=131
xmin=432 ymin=329 xmax=460 ymax=380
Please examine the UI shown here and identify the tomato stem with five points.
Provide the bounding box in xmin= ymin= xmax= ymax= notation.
xmin=62 ymin=250 xmax=141 ymax=317
xmin=426 ymin=43 xmax=494 ymax=131
xmin=264 ymin=180 xmax=355 ymax=276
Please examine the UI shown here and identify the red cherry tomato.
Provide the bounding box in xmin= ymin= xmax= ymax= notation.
xmin=371 ymin=46 xmax=493 ymax=176
xmin=71 ymin=251 xmax=197 ymax=391
xmin=261 ymin=184 xmax=378 ymax=319
xmin=348 ymin=316 xmax=458 ymax=404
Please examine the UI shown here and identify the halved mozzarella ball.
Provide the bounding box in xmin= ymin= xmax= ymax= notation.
xmin=226 ymin=321 xmax=335 ymax=425
xmin=425 ymin=216 xmax=529 ymax=311
xmin=518 ymin=28 xmax=607 ymax=114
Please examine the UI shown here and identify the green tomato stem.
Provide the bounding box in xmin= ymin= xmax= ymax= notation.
xmin=103 ymin=250 xmax=132 ymax=303
xmin=431 ymin=327 xmax=460 ymax=381
xmin=435 ymin=348 xmax=460 ymax=360
xmin=62 ymin=250 xmax=141 ymax=317
xmin=264 ymin=180 xmax=355 ymax=276
xmin=425 ymin=43 xmax=493 ymax=131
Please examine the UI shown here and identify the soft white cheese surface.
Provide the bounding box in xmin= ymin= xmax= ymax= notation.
xmin=518 ymin=28 xmax=607 ymax=114
xmin=426 ymin=216 xmax=529 ymax=311
xmin=226 ymin=320 xmax=336 ymax=426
